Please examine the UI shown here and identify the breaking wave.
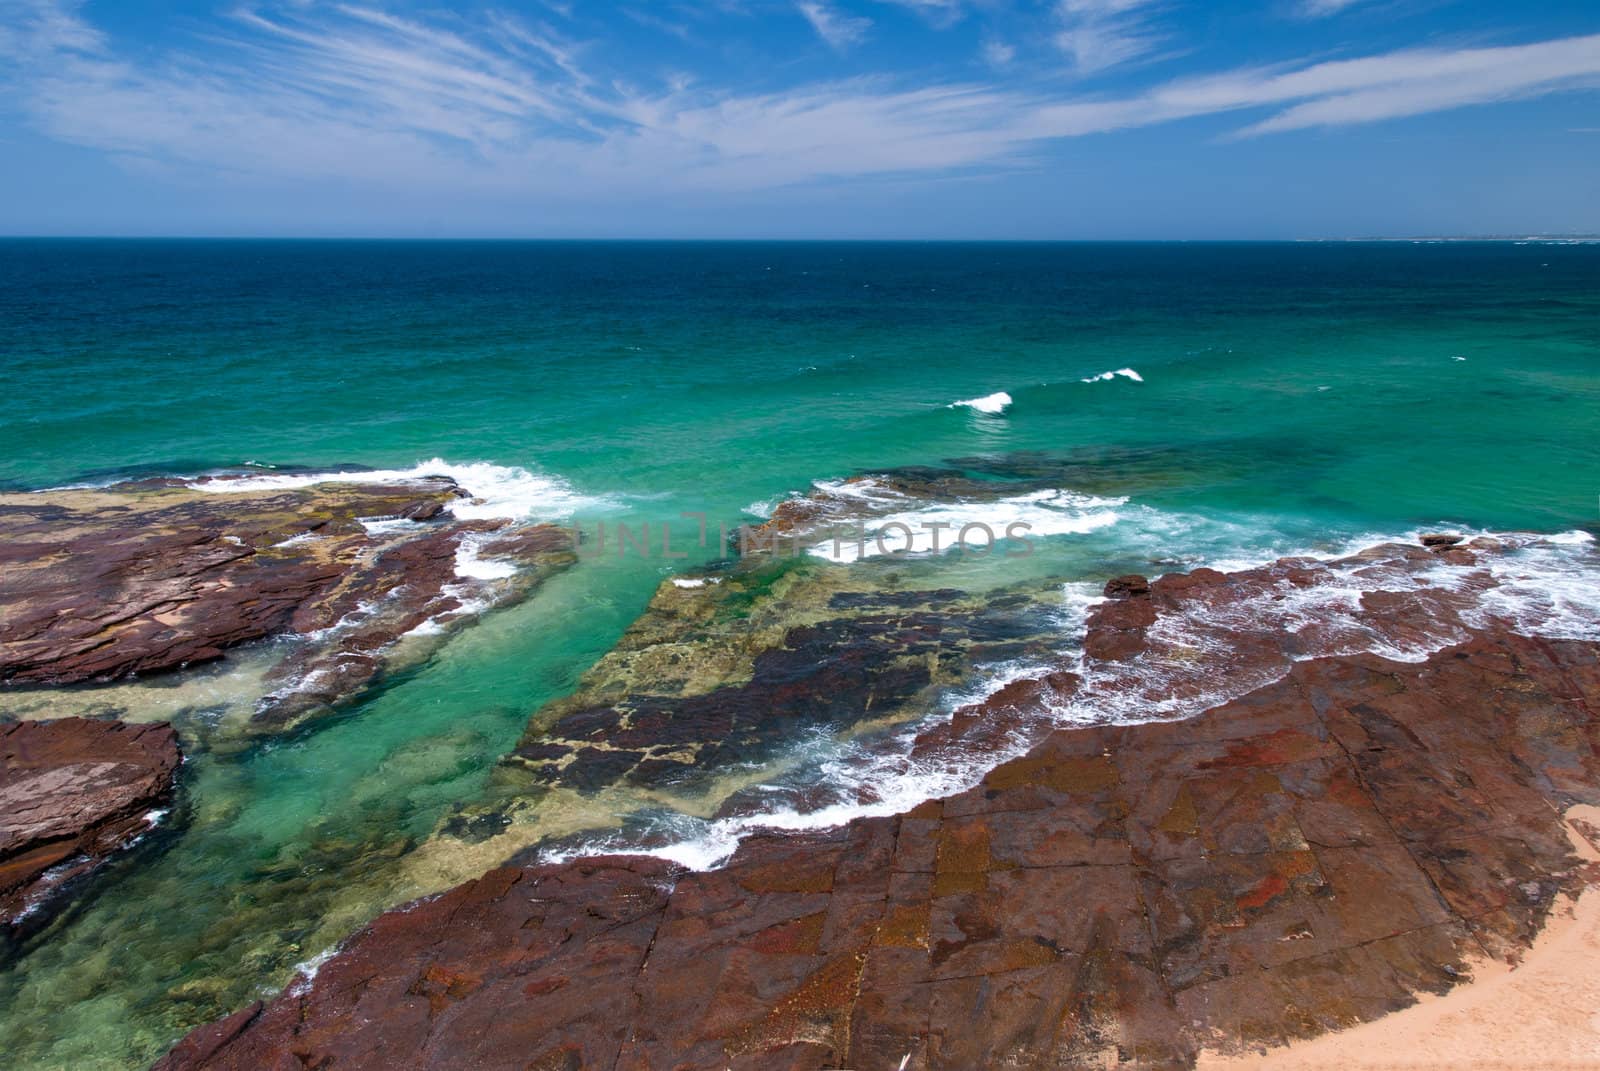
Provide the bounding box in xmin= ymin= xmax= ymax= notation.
xmin=187 ymin=458 xmax=614 ymax=524
xmin=948 ymin=391 xmax=1013 ymax=414
xmin=1081 ymin=367 xmax=1143 ymax=383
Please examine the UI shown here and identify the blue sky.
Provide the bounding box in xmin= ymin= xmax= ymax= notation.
xmin=1 ymin=0 xmax=1598 ymax=237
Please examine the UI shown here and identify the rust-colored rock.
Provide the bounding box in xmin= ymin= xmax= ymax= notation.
xmin=0 ymin=476 xmax=575 ymax=732
xmin=1103 ymin=573 xmax=1151 ymax=599
xmin=1 ymin=718 xmax=180 ymax=930
xmin=158 ymin=545 xmax=1600 ymax=1070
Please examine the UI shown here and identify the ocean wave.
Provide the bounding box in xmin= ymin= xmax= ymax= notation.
xmin=948 ymin=390 xmax=1012 ymax=414
xmin=794 ymin=477 xmax=1373 ymax=568
xmin=197 ymin=460 xmax=602 ymax=646
xmin=806 ymin=487 xmax=1127 ymax=562
xmin=1081 ymin=367 xmax=1143 ymax=383
xmin=187 ymin=458 xmax=613 ymax=524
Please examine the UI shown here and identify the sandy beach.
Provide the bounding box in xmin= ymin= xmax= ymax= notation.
xmin=1201 ymin=806 xmax=1600 ymax=1071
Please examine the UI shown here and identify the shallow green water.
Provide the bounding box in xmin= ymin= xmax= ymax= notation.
xmin=1 ymin=240 xmax=1597 ymax=1068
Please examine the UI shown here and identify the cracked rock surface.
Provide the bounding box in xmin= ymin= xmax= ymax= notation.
xmin=155 ymin=543 xmax=1600 ymax=1070
xmin=0 ymin=475 xmax=574 ymax=734
xmin=1 ymin=718 xmax=180 ymax=931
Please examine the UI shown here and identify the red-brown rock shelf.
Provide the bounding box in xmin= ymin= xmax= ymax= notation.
xmin=0 ymin=475 xmax=574 ymax=732
xmin=156 ymin=540 xmax=1600 ymax=1070
xmin=1 ymin=718 xmax=181 ymax=932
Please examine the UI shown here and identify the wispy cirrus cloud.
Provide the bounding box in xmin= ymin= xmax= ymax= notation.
xmin=2 ymin=1 xmax=1599 ymax=200
xmin=1299 ymin=0 xmax=1368 ymax=16
xmin=796 ymin=0 xmax=871 ymax=49
xmin=876 ymin=0 xmax=970 ymax=29
xmin=1053 ymin=0 xmax=1167 ymax=75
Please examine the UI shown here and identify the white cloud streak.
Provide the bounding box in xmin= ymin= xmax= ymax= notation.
xmin=1299 ymin=0 xmax=1367 ymax=16
xmin=796 ymin=1 xmax=871 ymax=50
xmin=876 ymin=0 xmax=969 ymax=29
xmin=1053 ymin=0 xmax=1166 ymax=75
xmin=2 ymin=2 xmax=1599 ymax=199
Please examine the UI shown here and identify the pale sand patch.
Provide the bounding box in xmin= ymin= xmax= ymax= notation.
xmin=1200 ymin=805 xmax=1600 ymax=1070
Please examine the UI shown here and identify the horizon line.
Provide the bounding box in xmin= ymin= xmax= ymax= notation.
xmin=4 ymin=234 xmax=1599 ymax=244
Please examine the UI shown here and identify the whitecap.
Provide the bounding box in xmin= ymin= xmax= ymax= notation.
xmin=948 ymin=391 xmax=1012 ymax=414
xmin=1081 ymin=367 xmax=1143 ymax=384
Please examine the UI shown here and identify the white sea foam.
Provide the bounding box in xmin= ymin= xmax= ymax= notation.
xmin=551 ymin=529 xmax=1599 ymax=871
xmin=12 ymin=807 xmax=172 ymax=923
xmin=189 ymin=458 xmax=611 ymax=524
xmin=543 ymin=653 xmax=1065 ymax=872
xmin=1081 ymin=367 xmax=1143 ymax=384
xmin=1545 ymin=529 xmax=1596 ymax=545
xmin=809 ymin=475 xmax=906 ymax=505
xmin=204 ymin=459 xmax=604 ymax=592
xmin=670 ymin=577 xmax=722 ymax=589
xmin=807 ymin=488 xmax=1126 ymax=562
xmin=949 ymin=391 xmax=1013 ymax=414
xmin=1458 ymin=531 xmax=1600 ymax=641
xmin=12 ymin=858 xmax=87 ymax=923
xmin=453 ymin=534 xmax=518 ymax=581
xmin=285 ymin=942 xmax=344 ymax=997
xmin=356 ymin=517 xmax=417 ymax=536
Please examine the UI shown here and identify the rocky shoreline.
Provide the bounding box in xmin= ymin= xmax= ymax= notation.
xmin=0 ymin=469 xmax=582 ymax=956
xmin=0 ymin=474 xmax=575 ymax=735
xmin=153 ymin=535 xmax=1600 ymax=1070
xmin=1 ymin=718 xmax=180 ymax=936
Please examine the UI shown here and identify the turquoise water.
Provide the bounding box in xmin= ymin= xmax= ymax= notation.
xmin=5 ymin=240 xmax=1597 ymax=527
xmin=1 ymin=239 xmax=1597 ymax=1068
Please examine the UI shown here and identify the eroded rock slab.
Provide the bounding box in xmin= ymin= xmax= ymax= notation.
xmin=502 ymin=560 xmax=1063 ymax=796
xmin=0 ymin=475 xmax=575 ymax=733
xmin=1 ymin=718 xmax=180 ymax=931
xmin=397 ymin=549 xmax=1077 ymax=874
xmin=158 ymin=540 xmax=1600 ymax=1070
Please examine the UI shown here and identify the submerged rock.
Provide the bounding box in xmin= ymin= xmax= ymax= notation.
xmin=157 ymin=539 xmax=1600 ymax=1069
xmin=0 ymin=476 xmax=576 ymax=734
xmin=418 ymin=548 xmax=1076 ymax=872
xmin=1 ymin=718 xmax=180 ymax=933
xmin=504 ymin=571 xmax=1061 ymax=795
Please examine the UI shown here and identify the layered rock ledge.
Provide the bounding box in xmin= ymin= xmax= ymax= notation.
xmin=157 ymin=537 xmax=1600 ymax=1070
xmin=0 ymin=475 xmax=575 ymax=733
xmin=1 ymin=718 xmax=180 ymax=933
